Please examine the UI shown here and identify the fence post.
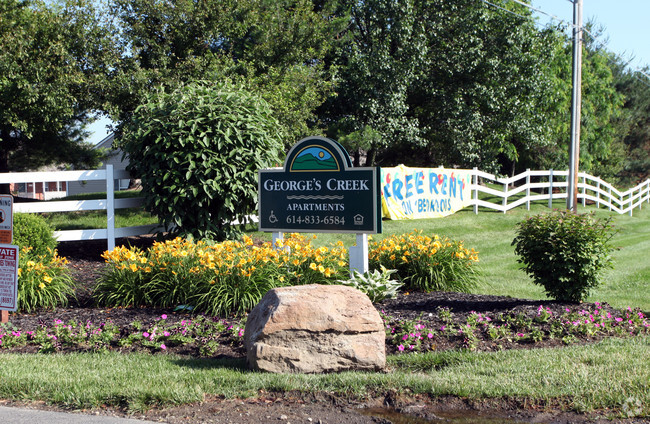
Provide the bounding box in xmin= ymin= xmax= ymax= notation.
xmin=526 ymin=169 xmax=530 ymax=211
xmin=473 ymin=167 xmax=478 ymax=215
xmin=609 ymin=187 xmax=612 ymax=211
xmin=106 ymin=164 xmax=115 ymax=252
xmin=596 ymin=179 xmax=601 ymax=208
xmin=548 ymin=169 xmax=554 ymax=209
xmin=582 ymin=175 xmax=586 ymax=208
xmin=502 ymin=179 xmax=507 ymax=214
xmin=629 ymin=190 xmax=634 ymax=217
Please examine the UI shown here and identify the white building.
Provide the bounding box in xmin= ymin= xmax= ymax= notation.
xmin=66 ymin=134 xmax=131 ymax=196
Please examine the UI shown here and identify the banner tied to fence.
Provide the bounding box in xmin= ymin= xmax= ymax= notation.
xmin=381 ymin=165 xmax=473 ymax=220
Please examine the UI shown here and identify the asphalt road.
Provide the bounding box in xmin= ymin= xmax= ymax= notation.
xmin=0 ymin=406 xmax=158 ymax=424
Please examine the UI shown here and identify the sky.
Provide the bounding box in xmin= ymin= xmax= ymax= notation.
xmin=85 ymin=0 xmax=650 ymax=146
xmin=531 ymin=0 xmax=650 ymax=70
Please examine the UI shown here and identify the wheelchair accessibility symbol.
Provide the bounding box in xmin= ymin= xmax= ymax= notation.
xmin=268 ymin=211 xmax=278 ymax=224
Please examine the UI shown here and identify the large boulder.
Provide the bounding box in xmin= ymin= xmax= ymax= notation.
xmin=244 ymin=284 xmax=385 ymax=374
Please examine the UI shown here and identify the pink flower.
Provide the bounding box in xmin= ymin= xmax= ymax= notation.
xmin=163 ymin=331 xmax=171 ymax=337
xmin=427 ymin=333 xmax=434 ymax=339
xmin=398 ymin=345 xmax=405 ymax=351
xmin=161 ymin=314 xmax=168 ymax=320
xmin=160 ymin=344 xmax=167 ymax=350
xmin=143 ymin=332 xmax=150 ymax=338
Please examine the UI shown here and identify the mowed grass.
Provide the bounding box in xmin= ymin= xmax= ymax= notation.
xmin=263 ymin=199 xmax=650 ymax=311
xmin=42 ymin=191 xmax=159 ymax=231
xmin=0 ymin=337 xmax=647 ymax=413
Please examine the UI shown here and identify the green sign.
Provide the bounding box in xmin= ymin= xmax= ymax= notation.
xmin=259 ymin=136 xmax=381 ymax=233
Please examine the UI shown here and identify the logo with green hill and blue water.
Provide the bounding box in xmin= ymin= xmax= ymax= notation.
xmin=290 ymin=146 xmax=339 ymax=171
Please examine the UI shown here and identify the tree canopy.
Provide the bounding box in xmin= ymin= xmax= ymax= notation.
xmin=5 ymin=0 xmax=650 ymax=185
xmin=0 ymin=0 xmax=116 ymax=175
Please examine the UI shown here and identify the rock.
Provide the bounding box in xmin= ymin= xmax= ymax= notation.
xmin=244 ymin=284 xmax=385 ymax=373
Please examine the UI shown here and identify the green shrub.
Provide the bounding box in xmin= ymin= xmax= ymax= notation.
xmin=369 ymin=231 xmax=481 ymax=293
xmin=337 ymin=266 xmax=402 ymax=303
xmin=13 ymin=213 xmax=58 ymax=257
xmin=512 ymin=210 xmax=617 ymax=302
xmin=119 ymin=80 xmax=284 ymax=241
xmin=17 ymin=247 xmax=75 ymax=313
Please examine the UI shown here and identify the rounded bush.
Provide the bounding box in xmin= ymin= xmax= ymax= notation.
xmin=512 ymin=210 xmax=617 ymax=302
xmin=119 ymin=80 xmax=284 ymax=241
xmin=13 ymin=213 xmax=58 ymax=257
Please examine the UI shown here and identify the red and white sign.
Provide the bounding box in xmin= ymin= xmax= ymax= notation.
xmin=0 ymin=245 xmax=19 ymax=312
xmin=0 ymin=195 xmax=13 ymax=244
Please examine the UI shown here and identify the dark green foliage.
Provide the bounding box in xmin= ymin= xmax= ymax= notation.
xmin=0 ymin=0 xmax=114 ymax=174
xmin=512 ymin=210 xmax=617 ymax=302
xmin=119 ymin=80 xmax=284 ymax=241
xmin=13 ymin=213 xmax=58 ymax=257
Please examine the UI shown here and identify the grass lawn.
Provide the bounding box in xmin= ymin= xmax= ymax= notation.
xmin=5 ymin=196 xmax=647 ymax=416
xmin=41 ymin=191 xmax=159 ymax=231
xmin=0 ymin=337 xmax=647 ymax=413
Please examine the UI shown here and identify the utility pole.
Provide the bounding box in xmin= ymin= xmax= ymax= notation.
xmin=567 ymin=0 xmax=583 ymax=212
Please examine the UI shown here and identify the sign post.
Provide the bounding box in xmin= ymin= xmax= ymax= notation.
xmin=0 ymin=195 xmax=16 ymax=323
xmin=259 ymin=136 xmax=381 ymax=274
xmin=0 ymin=245 xmax=19 ymax=322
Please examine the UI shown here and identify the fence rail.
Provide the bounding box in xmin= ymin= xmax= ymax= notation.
xmin=1 ymin=165 xmax=161 ymax=251
xmin=2 ymin=167 xmax=649 ymax=252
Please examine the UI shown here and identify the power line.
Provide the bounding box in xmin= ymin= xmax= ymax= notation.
xmin=481 ymin=0 xmax=530 ymax=20
xmin=482 ymin=0 xmax=650 ymax=86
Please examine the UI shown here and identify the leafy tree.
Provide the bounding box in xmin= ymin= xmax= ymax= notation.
xmin=0 ymin=0 xmax=115 ymax=178
xmin=319 ymin=0 xmax=426 ymax=166
xmin=107 ymin=0 xmax=344 ymax=144
xmin=118 ymin=80 xmax=284 ymax=240
xmin=405 ymin=0 xmax=556 ymax=173
xmin=527 ymin=23 xmax=624 ymax=180
xmin=320 ymin=0 xmax=559 ymax=172
xmin=611 ymin=64 xmax=650 ymax=183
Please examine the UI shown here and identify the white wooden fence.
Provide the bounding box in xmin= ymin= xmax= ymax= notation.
xmin=470 ymin=168 xmax=650 ymax=216
xmin=1 ymin=165 xmax=159 ymax=251
xmin=2 ymin=166 xmax=649 ymax=253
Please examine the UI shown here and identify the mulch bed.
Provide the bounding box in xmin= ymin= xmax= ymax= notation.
xmin=2 ymin=236 xmax=638 ymax=357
